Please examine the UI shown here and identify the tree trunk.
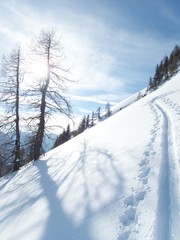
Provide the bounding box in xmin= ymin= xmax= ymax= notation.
xmin=13 ymin=48 xmax=21 ymax=171
xmin=34 ymin=41 xmax=50 ymax=160
xmin=34 ymin=90 xmax=46 ymax=160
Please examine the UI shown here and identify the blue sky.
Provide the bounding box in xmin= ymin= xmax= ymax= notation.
xmin=0 ymin=0 xmax=180 ymax=118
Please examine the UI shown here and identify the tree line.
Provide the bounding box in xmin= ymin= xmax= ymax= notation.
xmin=47 ymin=42 xmax=180 ymax=151
xmin=148 ymin=45 xmax=180 ymax=91
xmin=0 ymin=29 xmax=72 ymax=176
xmin=52 ymin=44 xmax=180 ymax=150
xmin=53 ymin=102 xmax=112 ymax=148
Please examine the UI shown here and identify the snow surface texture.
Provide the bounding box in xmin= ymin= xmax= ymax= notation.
xmin=1 ymin=74 xmax=180 ymax=240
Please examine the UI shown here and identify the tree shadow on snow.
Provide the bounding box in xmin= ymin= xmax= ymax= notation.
xmin=37 ymin=139 xmax=124 ymax=240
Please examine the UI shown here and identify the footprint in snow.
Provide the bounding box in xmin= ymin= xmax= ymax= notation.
xmin=118 ymin=230 xmax=130 ymax=240
xmin=144 ymin=151 xmax=150 ymax=157
xmin=139 ymin=159 xmax=150 ymax=183
xmin=124 ymin=191 xmax=146 ymax=207
xmin=120 ymin=207 xmax=136 ymax=226
xmin=142 ymin=177 xmax=148 ymax=184
xmin=124 ymin=195 xmax=134 ymax=206
xmin=139 ymin=159 xmax=148 ymax=167
xmin=138 ymin=166 xmax=150 ymax=179
xmin=134 ymin=191 xmax=146 ymax=203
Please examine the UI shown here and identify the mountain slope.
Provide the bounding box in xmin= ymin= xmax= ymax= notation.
xmin=0 ymin=74 xmax=180 ymax=240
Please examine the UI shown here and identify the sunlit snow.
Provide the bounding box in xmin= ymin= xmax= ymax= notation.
xmin=1 ymin=74 xmax=180 ymax=240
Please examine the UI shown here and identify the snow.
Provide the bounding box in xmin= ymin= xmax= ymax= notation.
xmin=1 ymin=74 xmax=180 ymax=240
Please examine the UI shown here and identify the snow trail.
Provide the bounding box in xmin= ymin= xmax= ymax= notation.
xmin=116 ymin=106 xmax=158 ymax=239
xmin=153 ymin=100 xmax=170 ymax=240
xmin=153 ymin=98 xmax=180 ymax=240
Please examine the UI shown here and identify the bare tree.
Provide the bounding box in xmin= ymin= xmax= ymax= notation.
xmin=0 ymin=46 xmax=24 ymax=172
xmin=30 ymin=30 xmax=72 ymax=160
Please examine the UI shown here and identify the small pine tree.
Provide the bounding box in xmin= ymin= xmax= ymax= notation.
xmin=86 ymin=115 xmax=90 ymax=129
xmin=53 ymin=124 xmax=71 ymax=149
xmin=96 ymin=107 xmax=101 ymax=121
xmin=65 ymin=124 xmax=71 ymax=141
xmin=153 ymin=64 xmax=161 ymax=89
xmin=105 ymin=102 xmax=111 ymax=118
xmin=137 ymin=91 xmax=141 ymax=101
xmin=91 ymin=111 xmax=95 ymax=127
xmin=172 ymin=45 xmax=180 ymax=69
xmin=163 ymin=56 xmax=169 ymax=81
xmin=148 ymin=76 xmax=154 ymax=90
xmin=78 ymin=116 xmax=86 ymax=134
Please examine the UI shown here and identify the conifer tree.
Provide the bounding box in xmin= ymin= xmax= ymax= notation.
xmin=91 ymin=111 xmax=95 ymax=127
xmin=78 ymin=116 xmax=86 ymax=134
xmin=137 ymin=91 xmax=141 ymax=100
xmin=148 ymin=76 xmax=154 ymax=90
xmin=105 ymin=102 xmax=111 ymax=118
xmin=66 ymin=124 xmax=71 ymax=141
xmin=96 ymin=107 xmax=101 ymax=120
xmin=163 ymin=56 xmax=169 ymax=81
xmin=86 ymin=114 xmax=90 ymax=129
xmin=153 ymin=64 xmax=161 ymax=89
xmin=53 ymin=124 xmax=71 ymax=148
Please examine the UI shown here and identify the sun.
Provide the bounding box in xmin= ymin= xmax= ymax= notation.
xmin=30 ymin=61 xmax=47 ymax=79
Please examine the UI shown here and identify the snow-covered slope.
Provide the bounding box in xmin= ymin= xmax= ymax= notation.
xmin=1 ymin=74 xmax=180 ymax=240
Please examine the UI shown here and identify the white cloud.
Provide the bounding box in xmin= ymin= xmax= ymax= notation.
xmin=67 ymin=92 xmax=129 ymax=105
xmin=0 ymin=0 xmax=179 ymax=117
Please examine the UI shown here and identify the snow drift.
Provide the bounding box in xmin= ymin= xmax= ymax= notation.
xmin=1 ymin=74 xmax=180 ymax=240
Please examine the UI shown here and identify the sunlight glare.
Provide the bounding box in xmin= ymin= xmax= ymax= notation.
xmin=31 ymin=61 xmax=47 ymax=79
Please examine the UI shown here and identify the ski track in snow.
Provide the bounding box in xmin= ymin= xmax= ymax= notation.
xmin=117 ymin=92 xmax=180 ymax=240
xmin=152 ymin=95 xmax=180 ymax=240
xmin=116 ymin=102 xmax=161 ymax=240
